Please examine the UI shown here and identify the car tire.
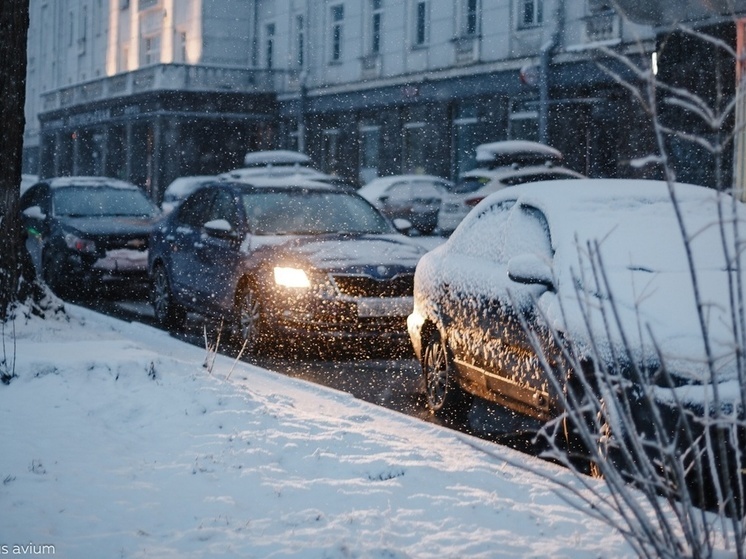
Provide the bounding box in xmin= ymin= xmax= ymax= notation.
xmin=152 ymin=264 xmax=186 ymax=331
xmin=422 ymin=329 xmax=472 ymax=423
xmin=232 ymin=284 xmax=266 ymax=355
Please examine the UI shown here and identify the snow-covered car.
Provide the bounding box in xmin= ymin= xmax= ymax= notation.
xmin=161 ymin=175 xmax=217 ymax=214
xmin=149 ymin=177 xmax=428 ymax=353
xmin=222 ymin=150 xmax=357 ymax=191
xmin=358 ymin=175 xmax=453 ymax=234
xmin=438 ymin=140 xmax=584 ymax=233
xmin=409 ymin=178 xmax=745 ymax=461
xmin=20 ymin=176 xmax=162 ymax=298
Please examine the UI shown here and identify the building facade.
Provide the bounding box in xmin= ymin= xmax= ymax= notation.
xmin=24 ymin=0 xmax=667 ymax=202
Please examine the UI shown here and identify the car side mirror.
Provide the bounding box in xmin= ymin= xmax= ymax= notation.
xmin=393 ymin=217 xmax=416 ymax=235
xmin=203 ymin=219 xmax=238 ymax=239
xmin=22 ymin=205 xmax=46 ymax=220
xmin=507 ymin=254 xmax=554 ymax=290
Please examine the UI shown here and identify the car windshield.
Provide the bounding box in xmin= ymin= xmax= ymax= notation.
xmin=242 ymin=190 xmax=394 ymax=235
xmin=54 ymin=186 xmax=159 ymax=218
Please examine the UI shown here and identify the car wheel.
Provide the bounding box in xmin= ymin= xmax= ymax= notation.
xmin=422 ymin=330 xmax=472 ymax=422
xmin=152 ymin=265 xmax=186 ymax=330
xmin=233 ymin=285 xmax=266 ymax=355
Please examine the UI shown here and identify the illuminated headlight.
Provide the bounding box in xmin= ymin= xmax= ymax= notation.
xmin=64 ymin=233 xmax=96 ymax=254
xmin=273 ymin=266 xmax=311 ymax=288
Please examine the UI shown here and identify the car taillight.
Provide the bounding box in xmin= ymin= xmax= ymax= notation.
xmin=465 ymin=196 xmax=484 ymax=207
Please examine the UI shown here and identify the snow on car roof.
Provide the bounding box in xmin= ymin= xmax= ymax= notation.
xmin=359 ymin=175 xmax=452 ymax=199
xmin=221 ymin=166 xmax=332 ymax=182
xmin=243 ymin=150 xmax=311 ymax=167
xmin=475 ymin=141 xmax=562 ymax=163
xmin=460 ymin=164 xmax=583 ymax=181
xmin=226 ymin=175 xmax=340 ymax=191
xmin=163 ymin=175 xmax=217 ymax=197
xmin=45 ymin=176 xmax=141 ymax=190
xmin=485 ymin=178 xmax=736 ymax=257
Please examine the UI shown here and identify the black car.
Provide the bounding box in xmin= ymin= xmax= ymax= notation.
xmin=20 ymin=176 xmax=162 ymax=298
xmin=148 ymin=177 xmax=428 ymax=353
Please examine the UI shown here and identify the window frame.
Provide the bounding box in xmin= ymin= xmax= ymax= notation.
xmin=329 ymin=4 xmax=345 ymax=63
xmin=369 ymin=0 xmax=383 ymax=55
xmin=517 ymin=0 xmax=543 ymax=29
xmin=412 ymin=0 xmax=429 ymax=47
xmin=461 ymin=0 xmax=480 ymax=37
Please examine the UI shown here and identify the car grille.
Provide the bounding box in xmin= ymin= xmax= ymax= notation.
xmin=331 ymin=273 xmax=414 ymax=298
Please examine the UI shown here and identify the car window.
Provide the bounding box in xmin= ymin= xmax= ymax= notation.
xmin=410 ymin=180 xmax=444 ymax=198
xmin=503 ymin=205 xmax=553 ymax=262
xmin=241 ymin=190 xmax=393 ymax=235
xmin=204 ymin=189 xmax=239 ymax=228
xmin=20 ymin=184 xmax=50 ymax=214
xmin=53 ymin=186 xmax=158 ymax=218
xmin=176 ymin=188 xmax=214 ymax=228
xmin=449 ymin=200 xmax=515 ymax=262
xmin=385 ymin=182 xmax=411 ymax=203
xmin=500 ymin=172 xmax=576 ymax=186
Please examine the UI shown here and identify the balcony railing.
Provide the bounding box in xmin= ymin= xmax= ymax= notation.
xmin=40 ymin=64 xmax=294 ymax=113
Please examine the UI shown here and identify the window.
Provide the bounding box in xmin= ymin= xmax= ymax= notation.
xmin=403 ymin=122 xmax=427 ymax=174
xmin=518 ymin=0 xmax=543 ymax=28
xmin=323 ymin=129 xmax=341 ymax=175
xmin=265 ymin=23 xmax=275 ymax=69
xmin=78 ymin=5 xmax=88 ymax=53
xmin=175 ymin=30 xmax=187 ymax=63
xmin=330 ymin=4 xmax=344 ymax=62
xmin=453 ymin=102 xmax=482 ymax=178
xmin=141 ymin=34 xmax=161 ymax=66
xmin=369 ymin=0 xmax=383 ymax=55
xmin=295 ymin=14 xmax=305 ymax=68
xmin=462 ymin=0 xmax=479 ymax=36
xmin=413 ymin=0 xmax=428 ymax=46
xmin=585 ymin=0 xmax=619 ymax=41
xmin=359 ymin=125 xmax=381 ymax=184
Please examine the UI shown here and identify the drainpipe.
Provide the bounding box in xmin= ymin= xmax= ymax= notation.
xmin=538 ymin=0 xmax=565 ymax=144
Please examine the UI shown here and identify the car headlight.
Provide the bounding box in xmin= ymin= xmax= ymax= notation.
xmin=64 ymin=233 xmax=97 ymax=254
xmin=273 ymin=266 xmax=311 ymax=288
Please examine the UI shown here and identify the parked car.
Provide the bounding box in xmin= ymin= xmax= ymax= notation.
xmin=20 ymin=176 xmax=162 ymax=297
xmin=148 ymin=177 xmax=428 ymax=353
xmin=438 ymin=140 xmax=584 ymax=233
xmin=409 ymin=178 xmax=745 ymax=462
xmin=161 ymin=175 xmax=217 ymax=214
xmin=358 ymin=175 xmax=453 ymax=234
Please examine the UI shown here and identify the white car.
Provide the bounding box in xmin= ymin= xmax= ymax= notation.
xmin=438 ymin=140 xmax=584 ymax=234
xmin=358 ymin=175 xmax=453 ymax=234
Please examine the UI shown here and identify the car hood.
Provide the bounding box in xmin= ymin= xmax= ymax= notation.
xmin=60 ymin=216 xmax=161 ymax=241
xmin=248 ymin=233 xmax=427 ymax=274
xmin=542 ymin=265 xmax=743 ymax=405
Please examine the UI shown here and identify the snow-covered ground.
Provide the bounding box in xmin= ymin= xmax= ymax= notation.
xmin=0 ymin=302 xmax=637 ymax=558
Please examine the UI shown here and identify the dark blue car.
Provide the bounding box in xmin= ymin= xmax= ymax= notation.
xmin=148 ymin=177 xmax=427 ymax=354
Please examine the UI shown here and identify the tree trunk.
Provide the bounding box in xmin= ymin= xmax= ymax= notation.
xmin=0 ymin=0 xmax=30 ymax=319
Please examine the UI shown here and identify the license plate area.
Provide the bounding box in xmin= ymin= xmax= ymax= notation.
xmin=356 ymin=297 xmax=413 ymax=318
